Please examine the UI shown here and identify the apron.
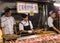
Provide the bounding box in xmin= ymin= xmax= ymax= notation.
xmin=24 ymin=25 xmax=30 ymax=30
xmin=20 ymin=21 xmax=31 ymax=35
xmin=48 ymin=20 xmax=58 ymax=33
xmin=20 ymin=21 xmax=31 ymax=30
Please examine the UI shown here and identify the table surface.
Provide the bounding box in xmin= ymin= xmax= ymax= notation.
xmin=15 ymin=34 xmax=60 ymax=43
xmin=17 ymin=35 xmax=38 ymax=40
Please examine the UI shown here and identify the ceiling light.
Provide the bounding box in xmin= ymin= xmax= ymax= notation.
xmin=54 ymin=3 xmax=60 ymax=7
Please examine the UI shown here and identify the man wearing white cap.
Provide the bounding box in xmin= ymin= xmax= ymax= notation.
xmin=47 ymin=11 xmax=60 ymax=33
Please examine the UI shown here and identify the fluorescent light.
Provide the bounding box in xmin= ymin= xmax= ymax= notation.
xmin=54 ymin=3 xmax=60 ymax=7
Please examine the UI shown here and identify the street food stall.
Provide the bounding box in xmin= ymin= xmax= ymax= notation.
xmin=0 ymin=0 xmax=60 ymax=43
xmin=2 ymin=29 xmax=60 ymax=43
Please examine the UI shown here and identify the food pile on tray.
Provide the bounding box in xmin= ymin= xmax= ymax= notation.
xmin=2 ymin=29 xmax=58 ymax=43
xmin=15 ymin=34 xmax=60 ymax=43
xmin=34 ymin=29 xmax=56 ymax=37
xmin=34 ymin=29 xmax=44 ymax=34
xmin=15 ymin=29 xmax=58 ymax=43
xmin=3 ymin=34 xmax=20 ymax=40
xmin=36 ymin=31 xmax=56 ymax=37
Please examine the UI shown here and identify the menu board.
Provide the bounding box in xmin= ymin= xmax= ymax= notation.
xmin=17 ymin=2 xmax=38 ymax=13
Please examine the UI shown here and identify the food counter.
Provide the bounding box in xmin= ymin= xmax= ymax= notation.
xmin=16 ymin=34 xmax=60 ymax=43
xmin=2 ymin=29 xmax=60 ymax=43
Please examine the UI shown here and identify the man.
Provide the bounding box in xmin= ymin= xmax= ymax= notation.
xmin=19 ymin=14 xmax=34 ymax=34
xmin=47 ymin=11 xmax=60 ymax=33
xmin=1 ymin=8 xmax=16 ymax=34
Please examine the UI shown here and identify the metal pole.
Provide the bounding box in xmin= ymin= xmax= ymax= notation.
xmin=45 ymin=5 xmax=48 ymax=31
xmin=42 ymin=5 xmax=45 ymax=28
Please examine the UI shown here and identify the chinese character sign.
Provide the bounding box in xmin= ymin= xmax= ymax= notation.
xmin=17 ymin=2 xmax=38 ymax=13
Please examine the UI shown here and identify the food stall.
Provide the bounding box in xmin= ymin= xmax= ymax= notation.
xmin=3 ymin=29 xmax=60 ymax=43
xmin=0 ymin=0 xmax=60 ymax=43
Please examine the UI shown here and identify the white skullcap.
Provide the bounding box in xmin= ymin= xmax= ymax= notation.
xmin=49 ymin=11 xmax=53 ymax=15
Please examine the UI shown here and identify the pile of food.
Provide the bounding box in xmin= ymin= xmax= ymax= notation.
xmin=34 ymin=29 xmax=56 ymax=37
xmin=2 ymin=29 xmax=58 ymax=43
xmin=14 ymin=29 xmax=59 ymax=43
xmin=3 ymin=34 xmax=20 ymax=40
xmin=34 ymin=29 xmax=44 ymax=34
xmin=15 ymin=34 xmax=60 ymax=43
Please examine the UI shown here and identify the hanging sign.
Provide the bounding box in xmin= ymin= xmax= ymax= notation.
xmin=17 ymin=2 xmax=38 ymax=13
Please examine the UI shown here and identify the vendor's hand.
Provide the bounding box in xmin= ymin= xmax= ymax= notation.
xmin=21 ymin=30 xmax=27 ymax=32
xmin=32 ymin=30 xmax=35 ymax=33
xmin=31 ymin=29 xmax=34 ymax=32
xmin=58 ymin=31 xmax=60 ymax=34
